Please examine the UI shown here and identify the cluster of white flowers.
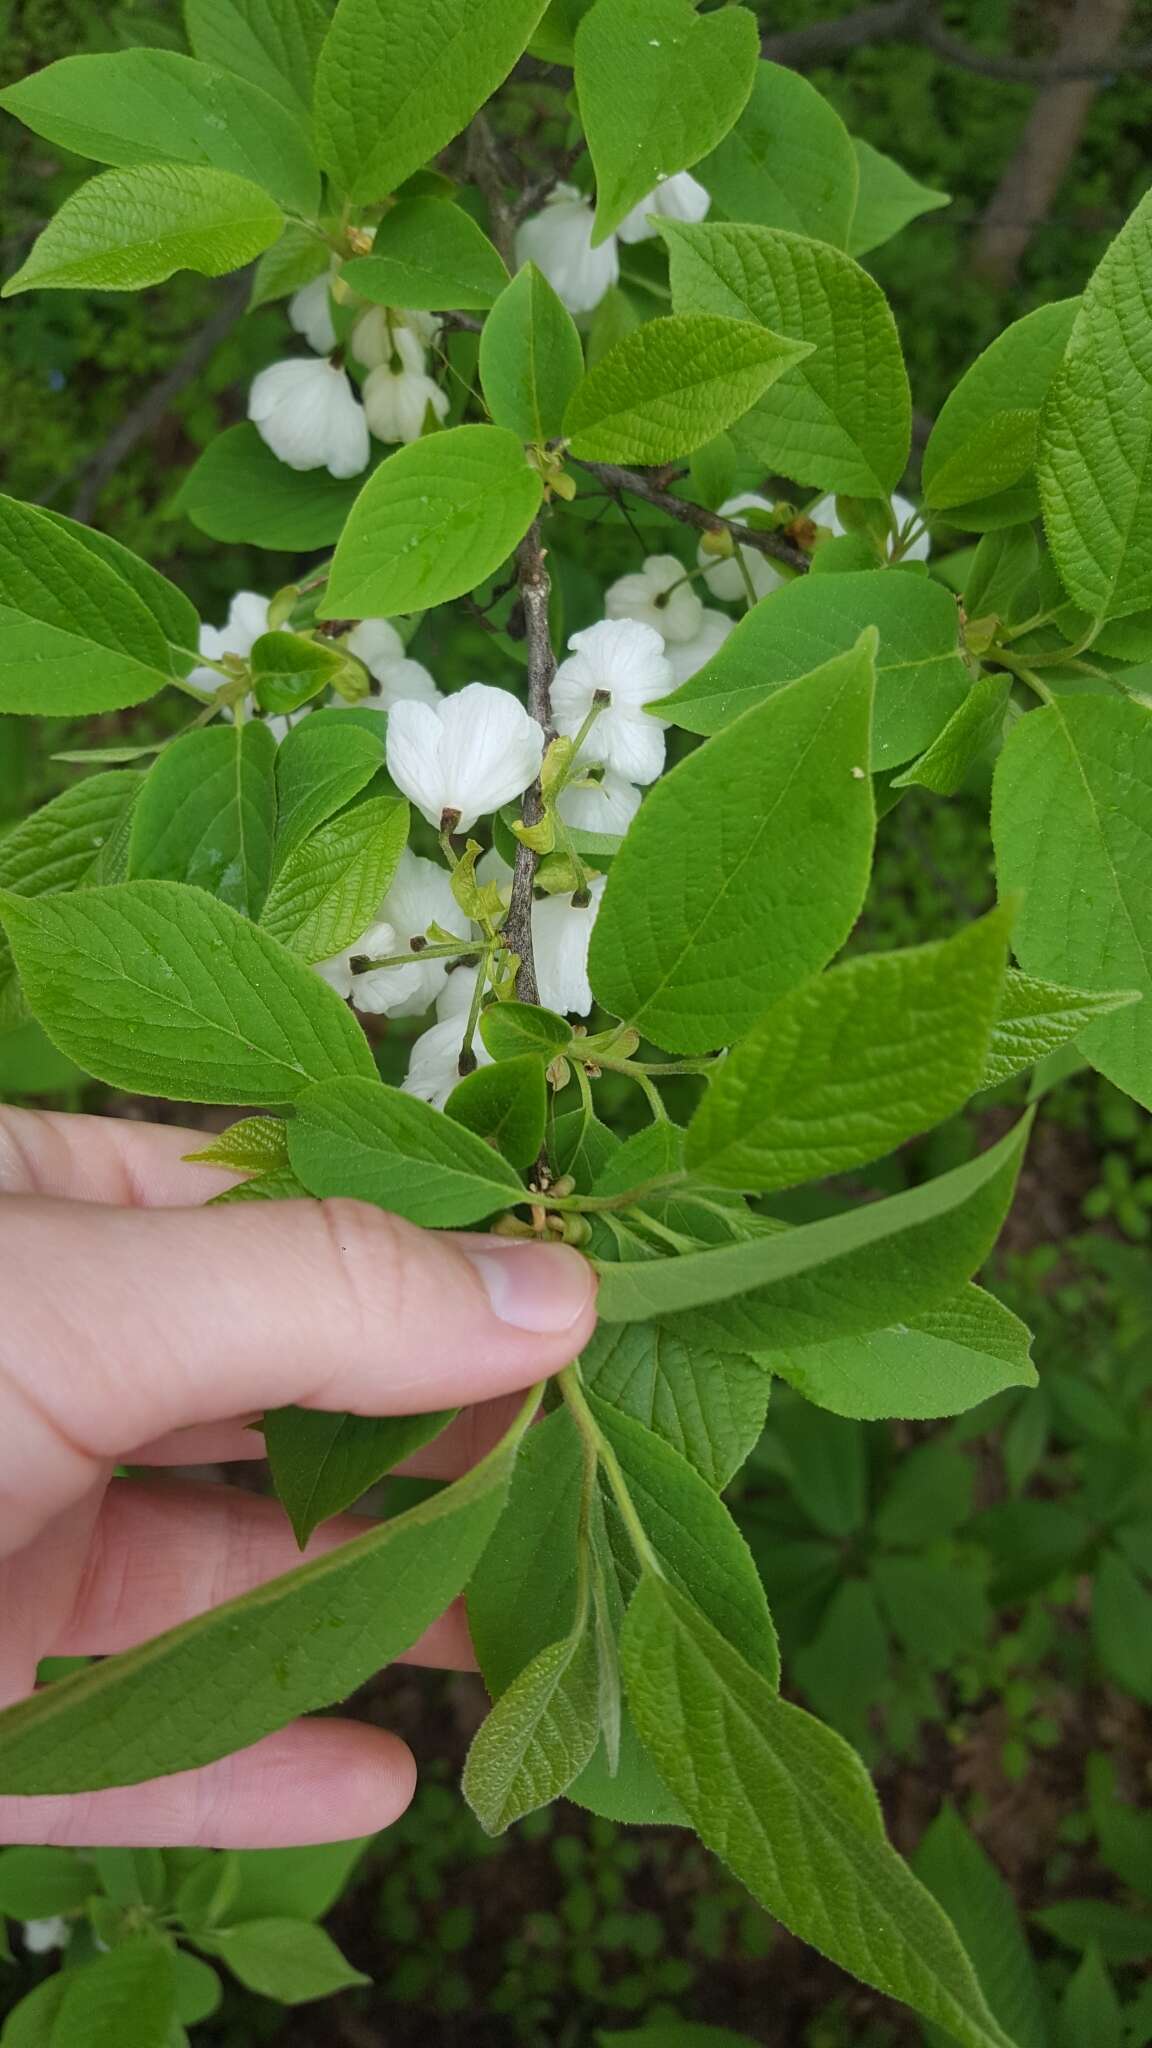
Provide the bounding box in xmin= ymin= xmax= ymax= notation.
xmin=188 ymin=593 xmax=441 ymax=720
xmin=249 ymin=247 xmax=448 ymax=479
xmin=516 ymin=172 xmax=710 ymax=316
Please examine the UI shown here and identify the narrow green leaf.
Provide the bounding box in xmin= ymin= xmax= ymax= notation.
xmin=313 ymin=0 xmax=549 ymax=203
xmin=589 ymin=640 xmax=876 ymax=1054
xmin=621 ymin=1579 xmax=1019 ymax=2048
xmin=700 ymin=60 xmax=858 ymax=249
xmin=564 ymin=314 xmax=810 ymax=463
xmin=575 ymin=0 xmax=759 ymax=244
xmin=178 ymin=424 xmax=372 ymax=551
xmin=446 ymin=1055 xmax=548 ymax=1170
xmin=773 ymin=1285 xmax=1036 ymax=1421
xmin=597 ymin=1114 xmax=1030 ymax=1323
xmin=343 ymin=200 xmax=508 ymax=311
xmin=480 ymin=263 xmax=585 ymax=444
xmin=274 ymin=712 xmax=387 ymax=868
xmin=323 ymin=426 xmax=543 ymax=619
xmin=0 ymin=881 xmax=376 ymax=1104
xmin=289 ymin=1075 xmax=524 ymax=1225
xmin=1093 ymin=1547 xmax=1152 ymax=1703
xmin=992 ymin=694 xmax=1152 ymax=1106
xmin=848 ymin=138 xmax=950 ymax=258
xmin=479 ymin=1000 xmax=571 ymax=1060
xmin=983 ymin=967 xmax=1140 ymax=1088
xmin=464 ymin=1623 xmax=601 ymax=1834
xmin=0 ymin=51 xmax=319 ymax=215
xmin=914 ymin=1805 xmax=1050 ymax=2048
xmin=3 ymin=163 xmax=282 ymax=296
xmin=923 ymin=299 xmax=1078 ymax=531
xmin=664 ymin=219 xmax=911 ymax=498
xmin=0 ymin=1393 xmax=537 ymax=1791
xmin=197 ymin=1920 xmax=367 ymax=2002
xmin=129 ymin=724 xmax=278 ymax=920
xmin=686 ymin=909 xmax=1010 ymax=1192
xmin=654 ymin=567 xmax=967 ymax=772
xmin=265 ymin=1405 xmax=455 ymax=1546
xmin=0 ymin=495 xmax=173 ymax=715
xmin=1039 ymin=190 xmax=1152 ymax=617
xmin=260 ymin=795 xmax=408 ymax=962
xmin=185 ymin=0 xmax=327 ymax=117
xmin=1056 ymin=1949 xmax=1124 ymax=2048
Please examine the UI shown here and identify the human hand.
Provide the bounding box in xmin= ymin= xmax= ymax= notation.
xmin=0 ymin=1105 xmax=596 ymax=1849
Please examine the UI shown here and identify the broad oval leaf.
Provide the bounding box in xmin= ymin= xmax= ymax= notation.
xmin=479 ymin=1000 xmax=572 ymax=1060
xmin=773 ymin=1285 xmax=1037 ymax=1422
xmin=580 ymin=1318 xmax=769 ymax=1489
xmin=664 ymin=219 xmax=911 ymax=499
xmin=700 ymin=60 xmax=858 ymax=249
xmin=250 ymin=631 xmax=359 ymax=716
xmin=848 ymin=138 xmax=950 ymax=259
xmin=322 ymin=426 xmax=543 ymax=619
xmin=313 ymin=0 xmax=549 ymax=203
xmin=185 ymin=0 xmax=328 ymax=118
xmin=37 ymin=510 xmax=200 ymax=668
xmin=289 ymin=1075 xmax=525 ymax=1225
xmin=0 ymin=881 xmax=376 ymax=1103
xmin=343 ymin=199 xmax=508 ymax=311
xmin=0 ymin=495 xmax=173 ymax=714
xmin=563 ymin=313 xmax=810 ymax=464
xmin=178 ymin=424 xmax=373 ymax=551
xmin=446 ymin=1055 xmax=549 ymax=1169
xmin=273 ymin=712 xmax=387 ymax=868
xmin=480 ymin=263 xmax=585 ymax=444
xmin=3 ymin=162 xmax=283 ymax=296
xmin=589 ymin=639 xmax=876 ymax=1054
xmin=260 ymin=795 xmax=409 ymax=962
xmin=923 ymin=299 xmax=1078 ymax=531
xmin=0 ymin=770 xmax=142 ymax=1026
xmin=574 ymin=0 xmax=759 ymax=244
xmin=129 ymin=723 xmax=278 ymax=919
xmin=654 ymin=567 xmax=968 ymax=772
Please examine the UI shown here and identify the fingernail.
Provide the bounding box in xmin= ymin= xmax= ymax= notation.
xmin=464 ymin=1241 xmax=595 ymax=1333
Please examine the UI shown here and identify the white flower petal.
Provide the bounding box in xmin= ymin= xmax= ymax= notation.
xmin=557 ymin=767 xmax=642 ymax=835
xmin=346 ymin=618 xmax=405 ymax=676
xmin=288 ymin=271 xmax=337 ymax=353
xmin=363 ymin=362 xmax=449 ymax=444
xmin=597 ymin=706 xmax=666 ymax=785
xmin=386 ymin=698 xmax=450 ymax=825
xmin=616 ymin=170 xmax=711 ymax=243
xmin=662 ymin=608 xmax=733 ymax=685
xmin=248 ymin=358 xmax=370 ymax=478
xmin=515 ymin=190 xmax=619 ymax=315
xmin=532 ymin=876 xmax=606 ymax=1016
xmin=605 ymin=553 xmax=703 ymax=643
xmin=698 ymin=493 xmax=784 ymax=602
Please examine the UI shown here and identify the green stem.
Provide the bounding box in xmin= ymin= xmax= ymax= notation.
xmin=546 ymin=1168 xmax=687 ymax=1215
xmin=459 ymin=951 xmax=491 ymax=1065
xmin=352 ymin=941 xmax=487 ymax=971
xmin=559 ymin=1365 xmax=662 ymax=1578
xmin=992 ymin=647 xmax=1055 ymax=704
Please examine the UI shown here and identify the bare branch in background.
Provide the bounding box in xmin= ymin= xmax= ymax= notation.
xmin=573 ymin=460 xmax=813 ymax=575
xmin=762 ymin=2 xmax=1152 ymax=84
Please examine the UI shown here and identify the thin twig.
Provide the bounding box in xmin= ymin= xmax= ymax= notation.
xmin=572 ymin=460 xmax=812 ymax=575
xmin=504 ymin=521 xmax=556 ymax=1005
xmin=466 ymin=111 xmax=517 ymax=268
xmin=762 ymin=0 xmax=1152 ymax=83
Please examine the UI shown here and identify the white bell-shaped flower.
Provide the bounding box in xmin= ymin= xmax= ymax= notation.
xmin=344 ymin=620 xmax=443 ymax=707
xmin=404 ymin=969 xmax=493 ymax=1109
xmin=22 ymin=1920 xmax=72 ymax=1956
xmin=617 ymin=170 xmax=711 ymax=244
xmin=351 ymin=306 xmax=440 ymax=369
xmin=532 ymin=877 xmax=606 ymax=1017
xmin=809 ymin=491 xmax=931 ymax=562
xmin=551 ymin=618 xmax=672 ymax=785
xmin=605 ymin=553 xmax=703 ymax=643
xmin=363 ymin=356 xmax=449 ymax=444
xmin=288 ymin=271 xmax=337 ymax=354
xmin=662 ymin=608 xmax=734 ymax=686
xmin=188 ymin=590 xmax=271 ymax=690
xmin=248 ymin=358 xmax=370 ymax=478
xmin=698 ymin=492 xmax=785 ymax=603
xmin=515 ymin=184 xmax=619 ymax=316
xmin=349 ymin=851 xmax=472 ymax=1018
xmin=557 ymin=766 xmax=642 ymax=836
xmin=387 ymin=683 xmax=545 ymax=832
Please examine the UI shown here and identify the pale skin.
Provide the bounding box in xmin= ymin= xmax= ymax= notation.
xmin=0 ymin=1105 xmax=598 ymax=1849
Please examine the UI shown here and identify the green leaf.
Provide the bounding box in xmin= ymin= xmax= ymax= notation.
xmin=1039 ymin=191 xmax=1152 ymax=618
xmin=343 ymin=200 xmax=507 ymax=311
xmin=1034 ymin=1900 xmax=1152 ymax=1963
xmin=249 ymin=632 xmax=358 ymax=717
xmin=0 ymin=495 xmax=174 ymax=715
xmin=687 ymin=909 xmax=1010 ymax=1193
xmin=992 ymin=694 xmax=1152 ymax=1106
xmin=848 ymin=138 xmax=950 ymax=259
xmin=893 ymin=671 xmax=1011 ymax=797
xmin=923 ymin=299 xmax=1078 ymax=531
xmin=699 ymin=60 xmax=858 ymax=249
xmin=446 ymin=1055 xmax=548 ymax=1170
xmin=589 ymin=640 xmax=876 ymax=1054
xmin=0 ymin=51 xmax=319 ymax=215
xmin=1056 ymin=1949 xmax=1124 ymax=2048
xmin=962 ymin=524 xmax=1042 ymax=624
xmin=1093 ymin=1547 xmax=1152 ymax=1703
xmin=579 ymin=1318 xmax=768 ymax=1488
xmin=479 ymin=1000 xmax=571 ymax=1060
xmin=574 ymin=0 xmax=759 ymax=244
xmin=0 ymin=1848 xmax=94 ymax=1917
xmin=621 ymin=1579 xmax=1018 ymax=2048
xmin=655 ymin=567 xmax=967 ymax=773
xmin=260 ymin=796 xmax=408 ymax=962
xmin=172 ymin=1951 xmax=222 ymax=2027
xmin=0 ymin=771 xmax=143 ymax=1024
xmin=313 ymin=0 xmax=549 ymax=203
xmin=36 ymin=511 xmax=200 ymax=669
xmin=983 ymin=967 xmax=1140 ymax=1088
xmin=773 ymin=1285 xmax=1037 ymax=1422
xmin=42 ymin=1941 xmax=177 ymax=2048
xmin=265 ymin=1405 xmax=454 ymax=1546
xmin=479 ymin=263 xmax=585 ymax=444
xmin=186 ymin=1116 xmax=289 ymax=1173
xmin=289 ymin=1075 xmax=524 ymax=1225
xmin=597 ymin=1114 xmax=1030 ymax=1323
xmin=197 ymin=1920 xmax=367 ymax=2002
xmin=274 ymin=712 xmax=387 ymax=868
xmin=464 ymin=1621 xmax=601 ymax=1834
xmin=0 ymin=881 xmax=375 ymax=1104
xmin=0 ymin=1393 xmax=536 ymax=1791
xmin=249 ymin=223 xmax=328 ymax=308
xmin=185 ymin=0 xmax=328 ymax=119
xmin=129 ymin=724 xmax=278 ymax=920
xmin=3 ymin=163 xmax=282 ymax=297
xmin=1 ymin=1978 xmax=68 ymax=2046
xmin=926 ymin=411 xmax=1040 ymax=514
xmin=664 ymin=220 xmax=910 ymax=499
xmin=226 ymin=1839 xmax=371 ymax=1923
xmin=563 ymin=313 xmax=810 ymax=464
xmin=178 ymin=424 xmax=371 ymax=551
xmin=322 ymin=426 xmax=542 ymax=619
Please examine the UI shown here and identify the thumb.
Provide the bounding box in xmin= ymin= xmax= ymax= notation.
xmin=0 ymin=1194 xmax=597 ymax=1551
